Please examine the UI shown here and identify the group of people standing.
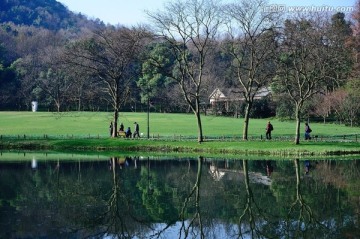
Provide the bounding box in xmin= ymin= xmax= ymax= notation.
xmin=265 ymin=121 xmax=313 ymax=140
xmin=109 ymin=121 xmax=140 ymax=138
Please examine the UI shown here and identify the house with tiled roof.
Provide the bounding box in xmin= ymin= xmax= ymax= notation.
xmin=209 ymin=87 xmax=271 ymax=115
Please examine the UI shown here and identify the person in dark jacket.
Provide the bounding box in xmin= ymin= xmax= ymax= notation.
xmin=125 ymin=127 xmax=132 ymax=138
xmin=305 ymin=123 xmax=312 ymax=140
xmin=133 ymin=122 xmax=140 ymax=138
xmin=109 ymin=121 xmax=113 ymax=137
xmin=265 ymin=121 xmax=273 ymax=140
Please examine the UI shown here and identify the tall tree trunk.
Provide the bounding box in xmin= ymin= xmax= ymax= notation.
xmin=111 ymin=85 xmax=122 ymax=138
xmin=243 ymin=102 xmax=252 ymax=140
xmin=77 ymin=89 xmax=82 ymax=111
xmin=195 ymin=99 xmax=203 ymax=143
xmin=112 ymin=109 xmax=119 ymax=138
xmin=55 ymin=101 xmax=61 ymax=112
xmin=295 ymin=104 xmax=301 ymax=145
xmin=77 ymin=98 xmax=81 ymax=111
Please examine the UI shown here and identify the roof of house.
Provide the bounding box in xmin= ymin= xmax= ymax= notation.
xmin=209 ymin=87 xmax=271 ymax=103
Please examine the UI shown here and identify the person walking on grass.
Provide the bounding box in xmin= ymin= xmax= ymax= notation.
xmin=109 ymin=121 xmax=113 ymax=137
xmin=305 ymin=122 xmax=312 ymax=140
xmin=133 ymin=122 xmax=140 ymax=138
xmin=125 ymin=127 xmax=132 ymax=138
xmin=266 ymin=121 xmax=274 ymax=140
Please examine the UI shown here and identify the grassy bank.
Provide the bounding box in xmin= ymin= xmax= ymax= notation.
xmin=1 ymin=137 xmax=360 ymax=157
xmin=1 ymin=111 xmax=360 ymax=156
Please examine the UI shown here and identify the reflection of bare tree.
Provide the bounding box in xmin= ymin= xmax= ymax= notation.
xmin=109 ymin=157 xmax=128 ymax=235
xmin=285 ymin=159 xmax=328 ymax=238
xmin=288 ymin=159 xmax=313 ymax=221
xmin=152 ymin=156 xmax=204 ymax=239
xmin=89 ymin=157 xmax=134 ymax=238
xmin=236 ymin=160 xmax=269 ymax=238
xmin=178 ymin=156 xmax=204 ymax=239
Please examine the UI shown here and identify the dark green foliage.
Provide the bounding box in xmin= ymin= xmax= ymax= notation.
xmin=276 ymin=97 xmax=294 ymax=120
xmin=238 ymin=97 xmax=275 ymax=119
xmin=0 ymin=63 xmax=19 ymax=109
xmin=249 ymin=97 xmax=275 ymax=118
xmin=138 ymin=42 xmax=178 ymax=112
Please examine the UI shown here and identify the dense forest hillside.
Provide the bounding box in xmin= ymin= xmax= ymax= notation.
xmin=0 ymin=0 xmax=107 ymax=110
xmin=0 ymin=0 xmax=104 ymax=31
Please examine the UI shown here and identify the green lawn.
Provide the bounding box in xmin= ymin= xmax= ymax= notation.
xmin=0 ymin=111 xmax=359 ymax=139
xmin=1 ymin=111 xmax=360 ymax=156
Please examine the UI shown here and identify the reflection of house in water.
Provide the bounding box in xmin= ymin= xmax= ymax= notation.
xmin=209 ymin=165 xmax=271 ymax=186
xmin=209 ymin=87 xmax=272 ymax=116
xmin=209 ymin=165 xmax=226 ymax=181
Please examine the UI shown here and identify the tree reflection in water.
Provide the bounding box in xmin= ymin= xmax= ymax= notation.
xmin=89 ymin=156 xmax=150 ymax=238
xmin=235 ymin=160 xmax=271 ymax=238
xmin=152 ymin=156 xmax=205 ymax=239
xmin=284 ymin=159 xmax=330 ymax=238
xmin=0 ymin=153 xmax=359 ymax=238
xmin=178 ymin=156 xmax=204 ymax=238
xmin=106 ymin=157 xmax=131 ymax=237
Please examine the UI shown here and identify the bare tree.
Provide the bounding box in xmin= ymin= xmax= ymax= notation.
xmin=36 ymin=46 xmax=76 ymax=112
xmin=222 ymin=0 xmax=278 ymax=140
xmin=64 ymin=27 xmax=151 ymax=137
xmin=12 ymin=28 xmax=71 ymax=111
xmin=312 ymin=94 xmax=332 ymax=124
xmin=343 ymin=95 xmax=360 ymax=127
xmin=147 ymin=0 xmax=221 ymax=142
xmin=327 ymin=89 xmax=348 ymax=124
xmin=274 ymin=15 xmax=338 ymax=144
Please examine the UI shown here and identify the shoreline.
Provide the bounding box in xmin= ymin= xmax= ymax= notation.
xmin=1 ymin=138 xmax=360 ymax=157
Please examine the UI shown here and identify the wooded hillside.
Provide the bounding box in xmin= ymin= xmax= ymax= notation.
xmin=0 ymin=0 xmax=103 ymax=30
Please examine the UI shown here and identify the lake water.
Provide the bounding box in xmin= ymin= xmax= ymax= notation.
xmin=0 ymin=152 xmax=359 ymax=239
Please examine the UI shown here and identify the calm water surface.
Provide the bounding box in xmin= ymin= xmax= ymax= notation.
xmin=0 ymin=152 xmax=359 ymax=239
